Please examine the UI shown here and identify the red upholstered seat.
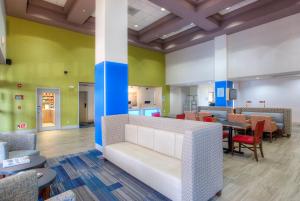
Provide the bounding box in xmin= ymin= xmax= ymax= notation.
xmin=176 ymin=114 xmax=185 ymax=119
xmin=223 ymin=131 xmax=229 ymax=139
xmin=152 ymin=112 xmax=160 ymax=117
xmin=233 ymin=135 xmax=255 ymax=144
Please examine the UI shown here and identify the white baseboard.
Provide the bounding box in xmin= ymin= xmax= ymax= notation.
xmin=61 ymin=125 xmax=79 ymax=130
xmin=0 ymin=129 xmax=37 ymax=135
xmin=95 ymin=143 xmax=103 ymax=152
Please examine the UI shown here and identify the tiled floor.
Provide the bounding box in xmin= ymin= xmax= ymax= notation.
xmin=37 ymin=126 xmax=300 ymax=201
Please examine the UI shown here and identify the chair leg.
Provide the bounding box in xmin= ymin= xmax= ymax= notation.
xmin=270 ymin=132 xmax=273 ymax=143
xmin=259 ymin=143 xmax=264 ymax=158
xmin=216 ymin=190 xmax=222 ymax=197
xmin=239 ymin=143 xmax=241 ymax=152
xmin=254 ymin=144 xmax=258 ymax=162
xmin=231 ymin=142 xmax=234 ymax=156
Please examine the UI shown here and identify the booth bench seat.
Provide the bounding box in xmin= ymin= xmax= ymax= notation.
xmin=102 ymin=115 xmax=223 ymax=201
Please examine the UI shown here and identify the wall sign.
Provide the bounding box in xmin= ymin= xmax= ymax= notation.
xmin=217 ymin=88 xmax=224 ymax=98
xmin=15 ymin=95 xmax=24 ymax=100
xmin=17 ymin=122 xmax=27 ymax=129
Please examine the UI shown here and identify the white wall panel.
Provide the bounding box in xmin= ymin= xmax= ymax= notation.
xmin=228 ymin=13 xmax=300 ymax=79
xmin=166 ymin=40 xmax=214 ymax=85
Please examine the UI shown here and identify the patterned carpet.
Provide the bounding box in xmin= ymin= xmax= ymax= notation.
xmin=46 ymin=150 xmax=170 ymax=201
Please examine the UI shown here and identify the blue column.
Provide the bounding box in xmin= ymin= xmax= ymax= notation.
xmin=215 ymin=80 xmax=233 ymax=107
xmin=95 ymin=61 xmax=128 ymax=147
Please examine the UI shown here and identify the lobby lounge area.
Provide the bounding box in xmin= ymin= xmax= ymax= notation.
xmin=1 ymin=0 xmax=300 ymax=201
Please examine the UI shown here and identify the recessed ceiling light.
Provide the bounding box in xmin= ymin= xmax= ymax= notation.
xmin=82 ymin=9 xmax=86 ymax=12
xmin=256 ymin=77 xmax=260 ymax=80
xmin=161 ymin=8 xmax=166 ymax=11
xmin=226 ymin=7 xmax=231 ymax=10
xmin=134 ymin=24 xmax=139 ymax=28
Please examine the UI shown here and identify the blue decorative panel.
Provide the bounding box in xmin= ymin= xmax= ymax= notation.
xmin=95 ymin=61 xmax=128 ymax=146
xmin=95 ymin=62 xmax=105 ymax=147
xmin=215 ymin=80 xmax=233 ymax=107
xmin=105 ymin=61 xmax=128 ymax=116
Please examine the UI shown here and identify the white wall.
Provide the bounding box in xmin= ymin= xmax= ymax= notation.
xmin=228 ymin=13 xmax=300 ymax=79
xmin=236 ymin=77 xmax=300 ymax=123
xmin=170 ymin=86 xmax=184 ymax=115
xmin=166 ymin=40 xmax=214 ymax=85
xmin=197 ymin=82 xmax=214 ymax=106
xmin=0 ymin=0 xmax=6 ymax=63
xmin=79 ymin=85 xmax=95 ymax=122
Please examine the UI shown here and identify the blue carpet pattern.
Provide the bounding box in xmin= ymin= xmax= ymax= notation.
xmin=46 ymin=150 xmax=171 ymax=201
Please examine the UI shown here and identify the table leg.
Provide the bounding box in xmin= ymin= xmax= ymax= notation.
xmin=41 ymin=186 xmax=51 ymax=200
xmin=223 ymin=127 xmax=244 ymax=155
xmin=0 ymin=175 xmax=5 ymax=179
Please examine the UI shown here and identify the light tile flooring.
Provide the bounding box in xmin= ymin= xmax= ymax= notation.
xmin=37 ymin=126 xmax=300 ymax=201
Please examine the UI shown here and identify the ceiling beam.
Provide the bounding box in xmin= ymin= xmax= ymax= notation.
xmin=139 ymin=16 xmax=188 ymax=43
xmin=67 ymin=0 xmax=94 ymax=25
xmin=141 ymin=0 xmax=243 ymax=43
xmin=164 ymin=0 xmax=300 ymax=52
xmin=5 ymin=0 xmax=27 ymax=17
xmin=148 ymin=0 xmax=218 ymax=31
xmin=30 ymin=0 xmax=66 ymax=15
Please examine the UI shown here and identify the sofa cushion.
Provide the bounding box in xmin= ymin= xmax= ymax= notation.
xmin=9 ymin=150 xmax=39 ymax=159
xmin=242 ymin=112 xmax=283 ymax=123
xmin=137 ymin=126 xmax=155 ymax=149
xmin=154 ymin=130 xmax=176 ymax=157
xmin=125 ymin=124 xmax=138 ymax=144
xmin=175 ymin=134 xmax=184 ymax=159
xmin=104 ymin=142 xmax=181 ymax=201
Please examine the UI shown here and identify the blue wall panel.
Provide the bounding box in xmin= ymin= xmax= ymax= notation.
xmin=95 ymin=62 xmax=105 ymax=146
xmin=215 ymin=80 xmax=233 ymax=107
xmin=105 ymin=61 xmax=128 ymax=115
xmin=94 ymin=61 xmax=128 ymax=146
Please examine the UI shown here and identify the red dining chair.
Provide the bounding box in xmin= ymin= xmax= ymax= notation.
xmin=203 ymin=116 xmax=229 ymax=140
xmin=232 ymin=120 xmax=265 ymax=162
xmin=176 ymin=114 xmax=185 ymax=120
xmin=203 ymin=116 xmax=215 ymax=122
xmin=152 ymin=112 xmax=161 ymax=117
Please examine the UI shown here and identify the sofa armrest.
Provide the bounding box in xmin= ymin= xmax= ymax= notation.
xmin=0 ymin=133 xmax=37 ymax=151
xmin=0 ymin=170 xmax=38 ymax=200
xmin=46 ymin=190 xmax=76 ymax=201
xmin=102 ymin=114 xmax=129 ymax=146
xmin=182 ymin=124 xmax=223 ymax=201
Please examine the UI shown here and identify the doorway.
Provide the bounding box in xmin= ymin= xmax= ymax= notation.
xmin=79 ymin=83 xmax=95 ymax=128
xmin=37 ymin=88 xmax=61 ymax=131
xmin=79 ymin=91 xmax=88 ymax=123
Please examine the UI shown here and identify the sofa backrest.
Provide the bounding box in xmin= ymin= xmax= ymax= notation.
xmin=128 ymin=115 xmax=208 ymax=134
xmin=201 ymin=110 xmax=228 ymax=121
xmin=242 ymin=112 xmax=283 ymax=123
xmin=125 ymin=124 xmax=184 ymax=159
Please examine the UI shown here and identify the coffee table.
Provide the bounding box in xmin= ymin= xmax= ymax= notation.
xmin=0 ymin=155 xmax=46 ymax=176
xmin=36 ymin=168 xmax=57 ymax=199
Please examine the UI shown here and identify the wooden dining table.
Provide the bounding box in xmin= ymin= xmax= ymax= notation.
xmin=218 ymin=120 xmax=251 ymax=154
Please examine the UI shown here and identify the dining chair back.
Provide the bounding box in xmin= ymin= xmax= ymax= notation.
xmin=250 ymin=115 xmax=278 ymax=142
xmin=184 ymin=112 xmax=198 ymax=121
xmin=203 ymin=116 xmax=216 ymax=122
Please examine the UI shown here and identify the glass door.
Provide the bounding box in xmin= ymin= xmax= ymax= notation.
xmin=37 ymin=88 xmax=60 ymax=131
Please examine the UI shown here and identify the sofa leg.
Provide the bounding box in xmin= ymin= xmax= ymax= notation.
xmin=216 ymin=190 xmax=222 ymax=197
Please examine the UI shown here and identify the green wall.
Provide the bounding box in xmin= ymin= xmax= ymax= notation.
xmin=0 ymin=16 xmax=169 ymax=132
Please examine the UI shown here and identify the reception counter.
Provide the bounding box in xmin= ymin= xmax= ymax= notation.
xmin=129 ymin=107 xmax=160 ymax=116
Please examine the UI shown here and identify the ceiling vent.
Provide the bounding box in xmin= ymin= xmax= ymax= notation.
xmin=128 ymin=6 xmax=140 ymax=16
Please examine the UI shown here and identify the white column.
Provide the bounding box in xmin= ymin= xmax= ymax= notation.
xmin=214 ymin=35 xmax=228 ymax=81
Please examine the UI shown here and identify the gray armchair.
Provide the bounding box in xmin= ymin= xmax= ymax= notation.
xmin=0 ymin=170 xmax=76 ymax=201
xmin=0 ymin=133 xmax=39 ymax=161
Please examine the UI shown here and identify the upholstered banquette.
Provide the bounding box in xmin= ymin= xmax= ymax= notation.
xmin=102 ymin=115 xmax=223 ymax=201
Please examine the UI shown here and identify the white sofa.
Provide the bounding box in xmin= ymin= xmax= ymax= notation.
xmin=102 ymin=115 xmax=223 ymax=201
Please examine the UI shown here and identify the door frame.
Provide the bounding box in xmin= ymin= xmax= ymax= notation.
xmin=78 ymin=82 xmax=95 ymax=125
xmin=36 ymin=88 xmax=61 ymax=132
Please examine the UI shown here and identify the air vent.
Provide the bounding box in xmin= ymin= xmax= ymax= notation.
xmin=128 ymin=6 xmax=140 ymax=16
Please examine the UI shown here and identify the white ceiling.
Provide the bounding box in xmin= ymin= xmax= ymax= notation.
xmin=128 ymin=0 xmax=170 ymax=31
xmin=161 ymin=23 xmax=196 ymax=40
xmin=219 ymin=0 xmax=258 ymax=15
xmin=43 ymin=0 xmax=67 ymax=7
